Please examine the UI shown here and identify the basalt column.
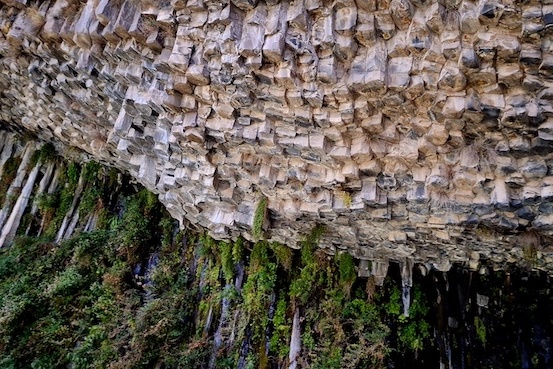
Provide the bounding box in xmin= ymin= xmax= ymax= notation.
xmin=0 ymin=0 xmax=553 ymax=272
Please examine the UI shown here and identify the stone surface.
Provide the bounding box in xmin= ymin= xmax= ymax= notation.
xmin=1 ymin=0 xmax=553 ymax=272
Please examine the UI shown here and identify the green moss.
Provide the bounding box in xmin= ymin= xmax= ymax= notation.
xmin=117 ymin=189 xmax=164 ymax=263
xmin=289 ymin=258 xmax=317 ymax=304
xmin=82 ymin=161 xmax=101 ymax=183
xmin=0 ymin=155 xmax=442 ymax=369
xmin=199 ymin=232 xmax=216 ymax=257
xmin=290 ymin=225 xmax=326 ymax=304
xmin=252 ymin=197 xmax=268 ymax=241
xmin=232 ymin=236 xmax=244 ymax=265
xmin=269 ymin=296 xmax=290 ymax=359
xmin=242 ymin=241 xmax=277 ymax=349
xmin=338 ymin=252 xmax=356 ymax=297
xmin=66 ymin=162 xmax=81 ymax=187
xmin=474 ymin=316 xmax=486 ymax=347
xmin=38 ymin=192 xmax=57 ymax=212
xmin=0 ymin=157 xmax=21 ymax=204
xmin=219 ymin=240 xmax=234 ymax=284
xmin=174 ymin=230 xmax=185 ymax=246
xmin=107 ymin=167 xmax=119 ymax=187
xmin=159 ymin=217 xmax=174 ymax=250
xmin=302 ymin=224 xmax=326 ymax=257
xmin=16 ymin=213 xmax=33 ymax=236
xmin=79 ymin=187 xmax=102 ymax=214
xmin=315 ymin=346 xmax=343 ymax=369
xmin=30 ymin=143 xmax=57 ymax=166
xmin=96 ymin=208 xmax=118 ymax=231
xmin=42 ymin=162 xmax=85 ymax=236
xmin=270 ymin=242 xmax=293 ymax=271
xmin=385 ymin=286 xmax=402 ymax=316
xmin=0 ymin=162 xmax=228 ymax=369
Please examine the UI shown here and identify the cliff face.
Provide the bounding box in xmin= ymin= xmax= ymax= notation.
xmin=1 ymin=134 xmax=553 ymax=369
xmin=1 ymin=0 xmax=553 ymax=272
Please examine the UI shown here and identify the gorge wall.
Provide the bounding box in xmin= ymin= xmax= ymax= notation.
xmin=1 ymin=0 xmax=553 ymax=274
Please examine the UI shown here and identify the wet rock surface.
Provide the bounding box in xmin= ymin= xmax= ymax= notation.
xmin=1 ymin=0 xmax=553 ymax=272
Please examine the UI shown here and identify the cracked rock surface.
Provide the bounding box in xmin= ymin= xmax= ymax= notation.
xmin=2 ymin=0 xmax=553 ymax=272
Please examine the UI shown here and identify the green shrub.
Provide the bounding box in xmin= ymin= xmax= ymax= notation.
xmin=44 ymin=267 xmax=84 ymax=297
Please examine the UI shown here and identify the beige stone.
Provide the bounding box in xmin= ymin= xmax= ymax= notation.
xmin=0 ymin=0 xmax=552 ymax=273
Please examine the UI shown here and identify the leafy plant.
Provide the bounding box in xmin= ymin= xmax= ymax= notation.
xmin=232 ymin=236 xmax=244 ymax=265
xmin=290 ymin=225 xmax=326 ymax=304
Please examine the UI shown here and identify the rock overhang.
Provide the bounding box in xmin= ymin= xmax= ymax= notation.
xmin=1 ymin=0 xmax=553 ymax=272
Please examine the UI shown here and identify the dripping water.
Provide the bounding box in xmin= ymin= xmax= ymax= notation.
xmin=209 ymin=282 xmax=232 ymax=369
xmin=236 ymin=326 xmax=252 ymax=369
xmin=265 ymin=291 xmax=277 ymax=355
xmin=402 ymin=285 xmax=411 ymax=318
xmin=143 ymin=252 xmax=160 ymax=302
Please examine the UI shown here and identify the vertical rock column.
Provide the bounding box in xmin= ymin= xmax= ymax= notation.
xmin=288 ymin=307 xmax=302 ymax=369
xmin=0 ymin=160 xmax=41 ymax=246
xmin=0 ymin=143 xmax=34 ymax=231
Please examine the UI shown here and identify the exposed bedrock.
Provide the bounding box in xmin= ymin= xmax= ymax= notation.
xmin=1 ymin=0 xmax=553 ymax=273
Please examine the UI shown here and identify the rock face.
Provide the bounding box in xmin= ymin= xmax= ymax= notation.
xmin=1 ymin=0 xmax=553 ymax=272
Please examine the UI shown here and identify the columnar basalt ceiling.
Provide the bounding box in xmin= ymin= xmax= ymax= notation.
xmin=1 ymin=0 xmax=553 ymax=271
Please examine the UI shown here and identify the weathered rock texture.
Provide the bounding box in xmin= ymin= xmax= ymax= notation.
xmin=1 ymin=0 xmax=553 ymax=273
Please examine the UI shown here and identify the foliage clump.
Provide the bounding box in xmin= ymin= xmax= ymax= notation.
xmin=0 ymin=160 xmax=448 ymax=369
xmin=383 ymin=284 xmax=432 ymax=353
xmin=30 ymin=142 xmax=57 ymax=166
xmin=285 ymin=225 xmax=390 ymax=369
xmin=338 ymin=252 xmax=357 ymax=296
xmin=252 ymin=196 xmax=268 ymax=241
xmin=0 ymin=157 xmax=21 ymax=205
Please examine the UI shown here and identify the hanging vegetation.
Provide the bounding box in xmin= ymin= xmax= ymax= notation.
xmin=0 ymin=144 xmax=553 ymax=369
